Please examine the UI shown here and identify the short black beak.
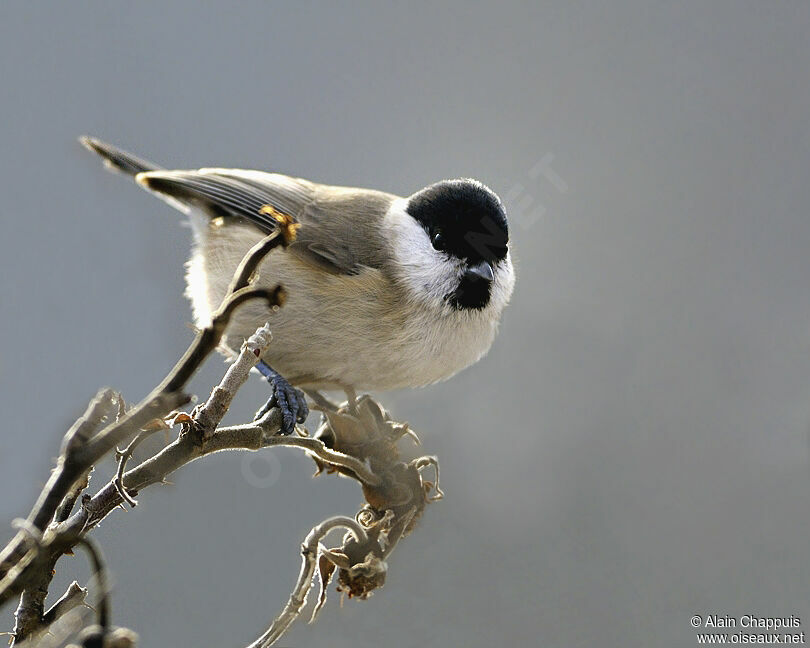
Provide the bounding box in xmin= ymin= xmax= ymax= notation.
xmin=464 ymin=260 xmax=494 ymax=283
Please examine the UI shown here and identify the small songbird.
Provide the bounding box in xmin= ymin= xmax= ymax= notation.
xmin=81 ymin=137 xmax=515 ymax=434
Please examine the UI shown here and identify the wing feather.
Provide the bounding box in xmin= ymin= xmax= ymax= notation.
xmin=136 ymin=170 xmax=304 ymax=233
xmin=136 ymin=169 xmax=396 ymax=275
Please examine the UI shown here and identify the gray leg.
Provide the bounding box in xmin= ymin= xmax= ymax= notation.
xmin=254 ymin=361 xmax=309 ymax=435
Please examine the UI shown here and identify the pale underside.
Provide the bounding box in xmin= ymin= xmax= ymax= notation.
xmin=185 ymin=213 xmax=506 ymax=392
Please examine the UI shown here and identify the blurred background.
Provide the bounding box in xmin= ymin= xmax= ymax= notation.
xmin=1 ymin=2 xmax=809 ymax=646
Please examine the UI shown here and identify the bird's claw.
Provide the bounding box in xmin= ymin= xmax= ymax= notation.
xmin=254 ymin=365 xmax=309 ymax=435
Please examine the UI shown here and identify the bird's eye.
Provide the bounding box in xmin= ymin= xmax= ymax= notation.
xmin=431 ymin=230 xmax=446 ymax=251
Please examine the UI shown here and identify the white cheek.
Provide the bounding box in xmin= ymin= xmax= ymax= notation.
xmin=489 ymin=251 xmax=516 ymax=313
xmin=384 ymin=199 xmax=461 ymax=307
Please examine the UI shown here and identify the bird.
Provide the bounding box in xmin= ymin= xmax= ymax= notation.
xmin=81 ymin=137 xmax=515 ymax=435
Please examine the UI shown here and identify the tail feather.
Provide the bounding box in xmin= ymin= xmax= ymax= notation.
xmin=79 ymin=136 xmax=315 ymax=234
xmin=79 ymin=136 xmax=161 ymax=176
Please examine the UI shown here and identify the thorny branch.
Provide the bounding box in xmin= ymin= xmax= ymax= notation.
xmin=1 ymin=213 xmax=295 ymax=643
xmin=244 ymin=393 xmax=443 ymax=647
xmin=0 ymin=207 xmax=441 ymax=647
xmin=40 ymin=582 xmax=87 ymax=631
xmin=248 ymin=516 xmax=369 ymax=648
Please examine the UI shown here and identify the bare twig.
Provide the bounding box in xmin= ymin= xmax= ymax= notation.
xmin=243 ymin=395 xmax=442 ymax=646
xmin=14 ymin=581 xmax=89 ymax=648
xmin=0 ymin=229 xmax=288 ymax=612
xmin=11 ymin=563 xmax=51 ymax=644
xmin=113 ymin=431 xmax=153 ymax=508
xmin=213 ymin=423 xmax=382 ymax=487
xmin=28 ymin=389 xmax=117 ymax=532
xmin=1 ymin=207 xmax=442 ymax=648
xmin=75 ymin=537 xmax=109 ymax=634
xmin=159 ymin=219 xmax=292 ymax=395
xmin=194 ymin=324 xmax=274 ymax=436
xmin=225 ymin=210 xmax=298 ymax=297
xmin=412 ymin=456 xmax=444 ymax=501
xmin=247 ymin=517 xmax=368 ymax=648
xmin=41 ymin=581 xmax=88 ymax=628
xmin=0 ymin=393 xmax=188 ymax=611
xmin=54 ymin=470 xmax=92 ymax=525
xmin=9 ymin=520 xmax=49 ymax=646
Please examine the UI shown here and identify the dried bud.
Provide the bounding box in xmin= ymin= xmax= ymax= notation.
xmin=259 ymin=204 xmax=300 ymax=246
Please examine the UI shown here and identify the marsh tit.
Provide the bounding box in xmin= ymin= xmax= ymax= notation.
xmin=81 ymin=137 xmax=515 ymax=434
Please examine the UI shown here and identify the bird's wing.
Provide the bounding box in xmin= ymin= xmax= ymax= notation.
xmin=137 ymin=168 xmax=314 ymax=235
xmin=138 ymin=169 xmax=396 ymax=275
xmin=291 ymin=186 xmax=396 ymax=274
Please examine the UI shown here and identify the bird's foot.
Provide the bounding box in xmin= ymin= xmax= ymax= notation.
xmin=254 ymin=362 xmax=309 ymax=435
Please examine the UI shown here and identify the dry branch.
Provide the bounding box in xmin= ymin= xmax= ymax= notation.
xmin=0 ymin=225 xmax=291 ymax=636
xmin=0 ymin=209 xmax=441 ymax=647
xmin=245 ymin=394 xmax=443 ymax=646
xmin=248 ymin=516 xmax=369 ymax=648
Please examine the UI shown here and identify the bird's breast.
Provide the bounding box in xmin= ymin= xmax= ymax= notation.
xmin=185 ymin=217 xmax=498 ymax=391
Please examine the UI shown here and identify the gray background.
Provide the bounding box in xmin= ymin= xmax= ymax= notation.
xmin=1 ymin=2 xmax=809 ymax=646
